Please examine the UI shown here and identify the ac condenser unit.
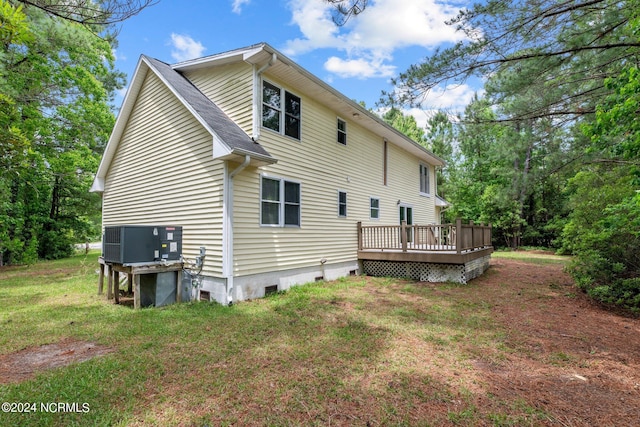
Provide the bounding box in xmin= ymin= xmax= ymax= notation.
xmin=103 ymin=225 xmax=182 ymax=264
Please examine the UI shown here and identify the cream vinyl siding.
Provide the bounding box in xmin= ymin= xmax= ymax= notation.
xmin=183 ymin=63 xmax=254 ymax=133
xmin=102 ymin=71 xmax=225 ymax=276
xmin=231 ymin=75 xmax=439 ymax=277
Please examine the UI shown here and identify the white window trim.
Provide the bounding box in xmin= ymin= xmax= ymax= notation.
xmin=261 ymin=79 xmax=301 ymax=141
xmin=419 ymin=163 xmax=431 ymax=196
xmin=260 ymin=174 xmax=302 ymax=228
xmin=337 ymin=190 xmax=348 ymax=218
xmin=337 ymin=117 xmax=347 ymax=146
xmin=369 ymin=197 xmax=380 ymax=220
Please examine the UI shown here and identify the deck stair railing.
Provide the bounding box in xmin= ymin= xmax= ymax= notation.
xmin=357 ymin=219 xmax=492 ymax=254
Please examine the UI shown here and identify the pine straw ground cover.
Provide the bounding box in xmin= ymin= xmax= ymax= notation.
xmin=0 ymin=251 xmax=639 ymax=426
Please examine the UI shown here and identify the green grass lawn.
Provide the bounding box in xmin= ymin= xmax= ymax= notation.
xmin=0 ymin=251 xmax=556 ymax=426
xmin=492 ymin=249 xmax=570 ymax=265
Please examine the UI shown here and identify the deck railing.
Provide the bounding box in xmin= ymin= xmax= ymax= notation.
xmin=357 ymin=219 xmax=492 ymax=254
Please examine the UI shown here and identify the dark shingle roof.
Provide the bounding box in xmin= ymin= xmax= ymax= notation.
xmin=143 ymin=55 xmax=273 ymax=160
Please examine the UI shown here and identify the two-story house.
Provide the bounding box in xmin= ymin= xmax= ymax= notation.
xmin=91 ymin=43 xmax=489 ymax=305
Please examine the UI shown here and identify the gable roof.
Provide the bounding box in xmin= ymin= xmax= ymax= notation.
xmin=144 ymin=56 xmax=273 ymax=160
xmin=90 ymin=55 xmax=275 ymax=193
xmin=173 ymin=43 xmax=446 ymax=168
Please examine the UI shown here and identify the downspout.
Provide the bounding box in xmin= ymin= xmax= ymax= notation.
xmin=224 ymin=154 xmax=251 ymax=305
xmin=252 ymin=53 xmax=277 ymax=141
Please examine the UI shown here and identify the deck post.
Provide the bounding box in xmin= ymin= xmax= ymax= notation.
xmin=133 ymin=274 xmax=141 ymax=309
xmin=106 ymin=264 xmax=113 ymax=300
xmin=470 ymin=220 xmax=475 ymax=251
xmin=401 ymin=220 xmax=407 ymax=252
xmin=113 ymin=269 xmax=120 ymax=304
xmin=357 ymin=221 xmax=363 ymax=251
xmin=456 ymin=218 xmax=462 ymax=254
xmin=176 ymin=270 xmax=183 ymax=303
xmin=98 ymin=261 xmax=105 ymax=295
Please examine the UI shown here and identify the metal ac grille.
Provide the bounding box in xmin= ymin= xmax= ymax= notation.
xmin=103 ymin=226 xmax=123 ymax=263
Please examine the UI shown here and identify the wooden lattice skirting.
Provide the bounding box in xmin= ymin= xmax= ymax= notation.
xmin=362 ymin=255 xmax=491 ymax=284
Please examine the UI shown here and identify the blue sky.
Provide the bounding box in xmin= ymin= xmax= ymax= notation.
xmin=112 ymin=0 xmax=478 ymax=127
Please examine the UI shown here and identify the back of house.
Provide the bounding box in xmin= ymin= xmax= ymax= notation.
xmin=91 ymin=43 xmax=445 ymax=304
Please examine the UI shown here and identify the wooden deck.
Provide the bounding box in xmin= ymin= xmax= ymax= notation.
xmin=357 ymin=219 xmax=493 ymax=264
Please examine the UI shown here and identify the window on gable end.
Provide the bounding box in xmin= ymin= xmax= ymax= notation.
xmin=337 ymin=118 xmax=347 ymax=145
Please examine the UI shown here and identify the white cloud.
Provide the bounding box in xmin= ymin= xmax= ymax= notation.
xmin=283 ymin=0 xmax=342 ymax=55
xmin=376 ymin=83 xmax=481 ymax=129
xmin=169 ymin=33 xmax=206 ymax=62
xmin=324 ymin=56 xmax=395 ymax=79
xmin=344 ymin=0 xmax=464 ymax=52
xmin=419 ymin=83 xmax=481 ymax=112
xmin=284 ymin=0 xmax=466 ymax=79
xmin=231 ymin=0 xmax=250 ymax=14
xmin=112 ymin=49 xmax=125 ymax=61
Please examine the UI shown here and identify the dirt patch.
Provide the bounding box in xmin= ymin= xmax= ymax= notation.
xmin=466 ymin=258 xmax=640 ymax=426
xmin=0 ymin=338 xmax=113 ymax=384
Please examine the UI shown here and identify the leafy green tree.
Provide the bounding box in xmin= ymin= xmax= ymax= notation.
xmin=10 ymin=0 xmax=156 ymax=25
xmin=0 ymin=1 xmax=124 ymax=264
xmin=563 ymin=32 xmax=640 ymax=309
xmin=385 ymin=0 xmax=638 ymax=123
xmin=561 ymin=166 xmax=639 ymax=309
xmin=382 ymin=107 xmax=429 ymax=148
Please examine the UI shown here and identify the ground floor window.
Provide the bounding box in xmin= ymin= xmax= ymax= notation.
xmin=338 ymin=191 xmax=347 ymax=217
xmin=261 ymin=176 xmax=301 ymax=227
xmin=370 ymin=197 xmax=380 ymax=219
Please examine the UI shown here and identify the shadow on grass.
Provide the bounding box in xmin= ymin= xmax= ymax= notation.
xmin=0 ymin=273 xmax=563 ymax=426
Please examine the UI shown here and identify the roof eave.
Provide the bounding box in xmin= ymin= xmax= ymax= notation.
xmin=171 ymin=43 xmax=446 ymax=167
xmin=90 ymin=56 xmax=150 ymax=193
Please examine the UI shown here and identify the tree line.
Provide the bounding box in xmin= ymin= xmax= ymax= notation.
xmin=0 ymin=0 xmax=152 ymax=265
xmin=379 ymin=0 xmax=640 ymax=311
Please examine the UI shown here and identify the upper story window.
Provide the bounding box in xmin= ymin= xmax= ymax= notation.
xmin=419 ymin=163 xmax=430 ymax=195
xmin=262 ymin=81 xmax=300 ymax=140
xmin=337 ymin=118 xmax=347 ymax=145
xmin=261 ymin=176 xmax=301 ymax=227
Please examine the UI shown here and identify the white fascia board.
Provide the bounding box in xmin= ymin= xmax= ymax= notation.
xmin=435 ymin=196 xmax=450 ymax=207
xmin=212 ymin=133 xmax=233 ymax=159
xmin=172 ymin=44 xmax=265 ymax=72
xmin=90 ymin=176 xmax=104 ymax=192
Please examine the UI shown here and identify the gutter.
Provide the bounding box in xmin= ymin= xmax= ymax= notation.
xmin=224 ymin=154 xmax=251 ymax=305
xmin=252 ymin=53 xmax=277 ymax=141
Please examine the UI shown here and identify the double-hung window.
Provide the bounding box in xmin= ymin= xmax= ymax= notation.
xmin=262 ymin=81 xmax=301 ymax=140
xmin=338 ymin=191 xmax=347 ymax=218
xmin=370 ymin=197 xmax=380 ymax=220
xmin=261 ymin=176 xmax=301 ymax=227
xmin=337 ymin=118 xmax=347 ymax=145
xmin=419 ymin=163 xmax=430 ymax=195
